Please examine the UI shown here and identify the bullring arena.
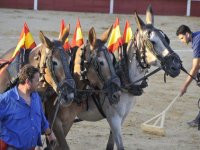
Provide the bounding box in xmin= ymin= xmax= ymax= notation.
xmin=0 ymin=7 xmax=200 ymax=150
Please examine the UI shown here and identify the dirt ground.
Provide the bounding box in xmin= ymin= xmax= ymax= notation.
xmin=0 ymin=8 xmax=200 ymax=150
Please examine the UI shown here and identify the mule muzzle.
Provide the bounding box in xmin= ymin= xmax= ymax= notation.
xmin=57 ymin=79 xmax=76 ymax=105
xmin=111 ymin=90 xmax=121 ymax=103
xmin=104 ymin=76 xmax=121 ymax=105
xmin=162 ymin=53 xmax=181 ymax=78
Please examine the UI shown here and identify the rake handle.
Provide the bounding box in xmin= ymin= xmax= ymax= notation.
xmin=143 ymin=93 xmax=180 ymax=125
xmin=162 ymin=93 xmax=180 ymax=114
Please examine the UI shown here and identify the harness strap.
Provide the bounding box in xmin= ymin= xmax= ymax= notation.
xmin=181 ymin=65 xmax=198 ymax=82
xmin=124 ymin=67 xmax=162 ymax=89
xmin=91 ymin=94 xmax=106 ymax=118
xmin=46 ymin=41 xmax=75 ymax=93
xmin=5 ymin=48 xmax=30 ymax=92
xmin=133 ymin=31 xmax=150 ymax=69
xmin=50 ymin=94 xmax=62 ymax=130
xmin=103 ymin=47 xmax=116 ymax=78
xmin=0 ymin=60 xmax=10 ymax=70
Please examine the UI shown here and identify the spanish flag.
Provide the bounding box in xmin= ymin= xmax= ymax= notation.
xmin=59 ymin=19 xmax=71 ymax=50
xmin=12 ymin=22 xmax=36 ymax=59
xmin=71 ymin=18 xmax=84 ymax=47
xmin=122 ymin=20 xmax=132 ymax=44
xmin=107 ymin=17 xmax=122 ymax=53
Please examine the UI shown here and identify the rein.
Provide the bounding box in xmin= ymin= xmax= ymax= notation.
xmin=181 ymin=65 xmax=199 ymax=82
xmin=130 ymin=67 xmax=162 ymax=85
xmin=76 ymin=88 xmax=107 ymax=93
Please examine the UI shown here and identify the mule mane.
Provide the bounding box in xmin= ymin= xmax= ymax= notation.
xmin=69 ymin=46 xmax=79 ymax=75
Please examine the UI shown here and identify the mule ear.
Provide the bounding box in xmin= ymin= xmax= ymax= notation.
xmin=39 ymin=31 xmax=53 ymax=49
xmin=135 ymin=12 xmax=145 ymax=30
xmin=146 ymin=4 xmax=154 ymax=25
xmin=88 ymin=27 xmax=96 ymax=50
xmin=100 ymin=25 xmax=113 ymax=43
xmin=59 ymin=24 xmax=70 ymax=45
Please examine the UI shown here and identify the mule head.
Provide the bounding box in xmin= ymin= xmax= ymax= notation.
xmin=38 ymin=30 xmax=75 ymax=105
xmin=134 ymin=5 xmax=181 ymax=77
xmin=78 ymin=26 xmax=121 ymax=104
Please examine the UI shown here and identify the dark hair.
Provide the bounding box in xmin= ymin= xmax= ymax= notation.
xmin=176 ymin=25 xmax=192 ymax=36
xmin=18 ymin=64 xmax=39 ymax=84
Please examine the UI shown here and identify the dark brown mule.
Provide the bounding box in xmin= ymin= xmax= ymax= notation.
xmin=0 ymin=25 xmax=75 ymax=105
xmin=44 ymin=26 xmax=121 ymax=150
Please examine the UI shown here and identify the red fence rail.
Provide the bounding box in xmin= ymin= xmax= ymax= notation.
xmin=0 ymin=0 xmax=200 ymax=16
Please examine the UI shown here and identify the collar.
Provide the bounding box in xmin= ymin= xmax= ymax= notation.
xmin=13 ymin=86 xmax=34 ymax=102
xmin=13 ymin=86 xmax=20 ymax=101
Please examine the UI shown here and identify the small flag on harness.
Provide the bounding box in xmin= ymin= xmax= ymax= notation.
xmin=11 ymin=22 xmax=36 ymax=60
xmin=122 ymin=20 xmax=132 ymax=44
xmin=107 ymin=17 xmax=123 ymax=61
xmin=71 ymin=18 xmax=84 ymax=48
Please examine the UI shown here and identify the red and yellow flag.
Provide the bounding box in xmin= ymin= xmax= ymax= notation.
xmin=59 ymin=19 xmax=71 ymax=50
xmin=12 ymin=22 xmax=36 ymax=59
xmin=107 ymin=17 xmax=122 ymax=53
xmin=71 ymin=18 xmax=84 ymax=47
xmin=122 ymin=20 xmax=132 ymax=44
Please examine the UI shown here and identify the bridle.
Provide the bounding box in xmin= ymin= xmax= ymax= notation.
xmin=123 ymin=28 xmax=181 ymax=92
xmin=132 ymin=29 xmax=175 ymax=70
xmin=39 ymin=40 xmax=75 ymax=98
xmin=80 ymin=40 xmax=120 ymax=91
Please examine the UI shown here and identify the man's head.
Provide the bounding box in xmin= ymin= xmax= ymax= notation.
xmin=176 ymin=25 xmax=192 ymax=44
xmin=18 ymin=64 xmax=40 ymax=91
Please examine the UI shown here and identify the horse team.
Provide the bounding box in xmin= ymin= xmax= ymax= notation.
xmin=0 ymin=5 xmax=183 ymax=150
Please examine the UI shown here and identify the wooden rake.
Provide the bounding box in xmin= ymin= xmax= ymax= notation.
xmin=141 ymin=93 xmax=180 ymax=136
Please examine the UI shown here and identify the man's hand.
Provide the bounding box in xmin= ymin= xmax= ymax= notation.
xmin=46 ymin=131 xmax=56 ymax=142
xmin=180 ymin=85 xmax=187 ymax=96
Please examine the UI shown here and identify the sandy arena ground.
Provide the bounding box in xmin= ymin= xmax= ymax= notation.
xmin=0 ymin=8 xmax=200 ymax=150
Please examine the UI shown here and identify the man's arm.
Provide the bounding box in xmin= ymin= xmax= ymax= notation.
xmin=180 ymin=58 xmax=200 ymax=96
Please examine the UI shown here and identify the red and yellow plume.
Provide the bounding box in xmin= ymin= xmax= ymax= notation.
xmin=71 ymin=18 xmax=84 ymax=47
xmin=107 ymin=17 xmax=122 ymax=53
xmin=122 ymin=20 xmax=132 ymax=44
xmin=12 ymin=22 xmax=36 ymax=59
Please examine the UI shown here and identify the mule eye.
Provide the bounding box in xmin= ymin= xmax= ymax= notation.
xmin=147 ymin=31 xmax=152 ymax=38
xmin=99 ymin=61 xmax=104 ymax=66
xmin=53 ymin=61 xmax=58 ymax=66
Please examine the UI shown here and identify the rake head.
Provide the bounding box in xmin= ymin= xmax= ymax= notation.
xmin=141 ymin=123 xmax=166 ymax=136
xmin=140 ymin=111 xmax=166 ymax=136
xmin=141 ymin=93 xmax=180 ymax=136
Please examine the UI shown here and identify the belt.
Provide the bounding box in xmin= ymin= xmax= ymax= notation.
xmin=0 ymin=139 xmax=35 ymax=150
xmin=0 ymin=139 xmax=8 ymax=150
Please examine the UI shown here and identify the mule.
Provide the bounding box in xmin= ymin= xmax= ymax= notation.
xmin=102 ymin=5 xmax=182 ymax=150
xmin=0 ymin=25 xmax=75 ymax=104
xmin=44 ymin=26 xmax=121 ymax=150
